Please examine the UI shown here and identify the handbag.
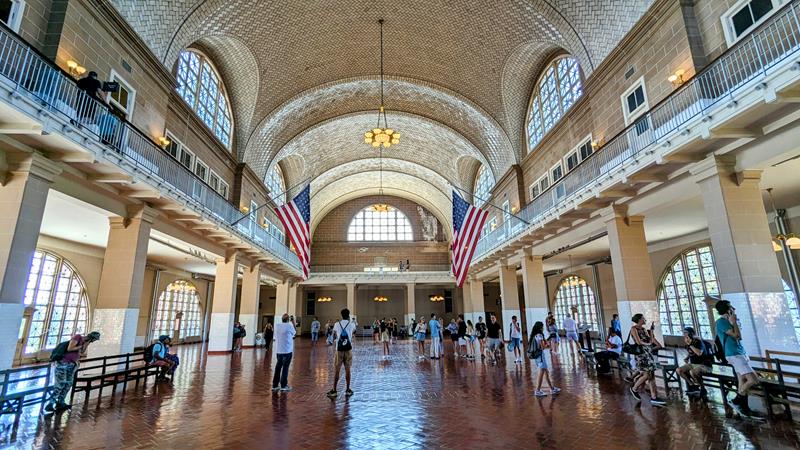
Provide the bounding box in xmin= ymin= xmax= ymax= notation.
xmin=622 ymin=330 xmax=642 ymax=355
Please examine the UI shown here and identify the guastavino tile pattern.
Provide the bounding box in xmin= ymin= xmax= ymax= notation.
xmin=4 ymin=339 xmax=800 ymax=449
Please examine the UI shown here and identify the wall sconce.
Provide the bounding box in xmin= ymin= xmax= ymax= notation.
xmin=668 ymin=69 xmax=686 ymax=86
xmin=66 ymin=60 xmax=86 ymax=76
xmin=591 ymin=138 xmax=605 ymax=150
xmin=240 ymin=205 xmax=250 ymax=214
xmin=157 ymin=136 xmax=171 ymax=147
xmin=511 ymin=205 xmax=519 ymax=213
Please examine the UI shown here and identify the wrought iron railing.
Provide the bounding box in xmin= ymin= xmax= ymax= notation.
xmin=0 ymin=25 xmax=300 ymax=271
xmin=474 ymin=0 xmax=800 ymax=260
xmin=310 ymin=264 xmax=452 ymax=273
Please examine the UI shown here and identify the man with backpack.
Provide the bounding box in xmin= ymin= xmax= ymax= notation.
xmin=676 ymin=327 xmax=712 ymax=397
xmin=147 ymin=335 xmax=177 ymax=381
xmin=45 ymin=331 xmax=101 ymax=414
xmin=715 ymin=300 xmax=760 ymax=417
xmin=328 ymin=308 xmax=357 ymax=398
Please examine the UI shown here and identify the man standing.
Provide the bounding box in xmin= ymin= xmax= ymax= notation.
xmin=328 ymin=308 xmax=357 ymax=398
xmin=485 ymin=314 xmax=503 ymax=364
xmin=311 ymin=317 xmax=321 ymax=346
xmin=563 ymin=314 xmax=580 ymax=354
xmin=611 ymin=314 xmax=622 ymax=338
xmin=45 ymin=331 xmax=101 ymax=414
xmin=508 ymin=315 xmax=523 ymax=363
xmin=272 ymin=314 xmax=296 ymax=392
xmin=715 ymin=300 xmax=759 ymax=417
xmin=429 ymin=313 xmax=442 ymax=359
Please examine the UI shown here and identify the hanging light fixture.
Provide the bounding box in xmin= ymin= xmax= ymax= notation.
xmin=429 ymin=294 xmax=444 ymax=302
xmin=766 ymin=188 xmax=800 ymax=252
xmin=317 ymin=296 xmax=332 ymax=303
xmin=364 ymin=19 xmax=400 ymax=149
xmin=373 ymin=295 xmax=389 ymax=303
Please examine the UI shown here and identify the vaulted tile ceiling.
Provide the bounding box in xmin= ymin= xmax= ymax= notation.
xmin=111 ymin=0 xmax=653 ymax=219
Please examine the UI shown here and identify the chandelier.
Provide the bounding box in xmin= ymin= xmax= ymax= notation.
xmin=317 ymin=296 xmax=332 ymax=303
xmin=373 ymin=295 xmax=389 ymax=303
xmin=766 ymin=189 xmax=800 ymax=252
xmin=429 ymin=295 xmax=444 ymax=302
xmin=363 ymin=19 xmax=400 ymax=149
xmin=371 ymin=203 xmax=391 ymax=213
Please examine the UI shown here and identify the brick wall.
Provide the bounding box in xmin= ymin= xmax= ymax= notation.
xmin=311 ymin=195 xmax=449 ymax=268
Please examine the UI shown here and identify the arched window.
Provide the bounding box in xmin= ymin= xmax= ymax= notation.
xmin=657 ymin=245 xmax=719 ymax=339
xmin=265 ymin=164 xmax=286 ymax=206
xmin=152 ymin=280 xmax=203 ymax=339
xmin=526 ymin=56 xmax=584 ymax=152
xmin=347 ymin=205 xmax=413 ymax=241
xmin=784 ymin=280 xmax=800 ymax=345
xmin=554 ymin=275 xmax=599 ymax=331
xmin=23 ymin=250 xmax=90 ymax=354
xmin=473 ymin=165 xmax=494 ymax=208
xmin=175 ymin=50 xmax=233 ymax=148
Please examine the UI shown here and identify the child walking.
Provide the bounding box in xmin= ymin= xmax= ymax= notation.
xmin=530 ymin=321 xmax=561 ymax=397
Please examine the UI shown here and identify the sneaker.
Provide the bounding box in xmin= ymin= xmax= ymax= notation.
xmin=326 ymin=389 xmax=338 ymax=398
xmin=54 ymin=403 xmax=71 ymax=412
xmin=271 ymin=386 xmax=280 ymax=392
xmin=42 ymin=403 xmax=55 ymax=415
xmin=651 ymin=397 xmax=667 ymax=406
xmin=629 ymin=386 xmax=641 ymax=401
xmin=280 ymin=386 xmax=293 ymax=392
xmin=624 ymin=376 xmax=635 ymax=384
xmin=551 ymin=387 xmax=561 ymax=394
xmin=345 ymin=389 xmax=354 ymax=397
xmin=534 ymin=390 xmax=547 ymax=397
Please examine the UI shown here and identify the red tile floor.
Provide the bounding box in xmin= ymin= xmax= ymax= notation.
xmin=3 ymin=338 xmax=800 ymax=449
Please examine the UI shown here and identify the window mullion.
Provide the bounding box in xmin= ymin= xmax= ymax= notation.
xmin=553 ymin=60 xmax=565 ymax=115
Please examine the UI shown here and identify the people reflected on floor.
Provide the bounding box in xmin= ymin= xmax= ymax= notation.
xmin=272 ymin=314 xmax=296 ymax=392
xmin=328 ymin=308 xmax=357 ymax=398
xmin=530 ymin=321 xmax=560 ymax=397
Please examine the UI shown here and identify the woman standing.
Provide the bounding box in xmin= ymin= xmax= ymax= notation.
xmin=475 ymin=317 xmax=487 ymax=360
xmin=628 ymin=313 xmax=666 ymax=406
xmin=380 ymin=318 xmax=391 ymax=359
xmin=531 ymin=321 xmax=561 ymax=397
xmin=372 ymin=320 xmax=380 ymax=344
xmin=263 ymin=322 xmax=274 ymax=351
xmin=545 ymin=313 xmax=560 ymax=353
xmin=465 ymin=319 xmax=477 ymax=360
xmin=447 ymin=319 xmax=459 ymax=357
xmin=415 ymin=317 xmax=427 ymax=359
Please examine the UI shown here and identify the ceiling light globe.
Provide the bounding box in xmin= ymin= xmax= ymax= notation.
xmin=365 ymin=132 xmax=373 ymax=138
xmin=372 ymin=141 xmax=380 ymax=147
xmin=385 ymin=129 xmax=393 ymax=135
xmin=365 ymin=138 xmax=372 ymax=144
xmin=383 ymin=142 xmax=391 ymax=148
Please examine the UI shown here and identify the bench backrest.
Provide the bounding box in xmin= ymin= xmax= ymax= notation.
xmin=75 ymin=352 xmax=148 ymax=377
xmin=0 ymin=364 xmax=52 ymax=400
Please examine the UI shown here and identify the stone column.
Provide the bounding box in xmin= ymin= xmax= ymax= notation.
xmin=239 ymin=262 xmax=261 ymax=347
xmin=498 ymin=263 xmax=521 ymax=333
xmin=0 ymin=152 xmax=60 ymax=369
xmin=463 ymin=279 xmax=484 ymax=326
xmin=90 ymin=205 xmax=157 ymax=357
xmin=274 ymin=280 xmax=291 ymax=317
xmin=346 ymin=282 xmax=356 ymax=322
xmin=693 ymin=156 xmax=799 ymax=354
xmin=605 ymin=205 xmax=662 ymax=342
xmin=405 ymin=283 xmax=416 ymax=327
xmin=521 ymin=252 xmax=548 ymax=336
xmin=208 ymin=252 xmax=239 ymax=353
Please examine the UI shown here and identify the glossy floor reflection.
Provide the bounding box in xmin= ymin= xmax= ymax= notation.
xmin=4 ymin=339 xmax=800 ymax=449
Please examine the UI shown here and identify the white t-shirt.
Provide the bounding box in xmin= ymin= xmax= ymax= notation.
xmin=333 ymin=319 xmax=358 ymax=347
xmin=273 ymin=322 xmax=296 ymax=354
xmin=607 ymin=335 xmax=623 ymax=355
xmin=311 ymin=320 xmax=321 ymax=332
xmin=563 ymin=317 xmax=578 ymax=333
xmin=509 ymin=322 xmax=522 ymax=339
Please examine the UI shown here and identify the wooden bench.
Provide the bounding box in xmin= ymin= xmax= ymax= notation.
xmin=70 ymin=352 xmax=159 ymax=405
xmin=0 ymin=364 xmax=54 ymax=437
xmin=653 ymin=348 xmax=682 ymax=396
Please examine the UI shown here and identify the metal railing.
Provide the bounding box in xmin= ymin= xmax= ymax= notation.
xmin=0 ymin=25 xmax=300 ymax=271
xmin=474 ymin=0 xmax=800 ymax=260
xmin=310 ymin=264 xmax=452 ymax=273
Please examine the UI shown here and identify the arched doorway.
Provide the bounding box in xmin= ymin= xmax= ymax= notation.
xmin=151 ymin=280 xmax=203 ymax=343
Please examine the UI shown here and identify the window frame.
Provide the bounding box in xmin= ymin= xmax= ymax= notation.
xmin=577 ymin=135 xmax=594 ymax=161
xmin=473 ymin=165 xmax=494 ymax=208
xmin=346 ymin=205 xmax=414 ymax=242
xmin=107 ymin=69 xmax=136 ymax=119
xmin=529 ymin=182 xmax=540 ymax=201
xmin=621 ymin=76 xmax=649 ymax=126
xmin=550 ymin=161 xmax=564 ymax=183
xmin=537 ymin=174 xmax=550 ymax=196
xmin=0 ymin=0 xmax=25 ymax=33
xmin=554 ymin=275 xmax=599 ymax=332
xmin=219 ymin=180 xmax=229 ymax=200
xmin=151 ymin=280 xmax=203 ymax=340
xmin=525 ymin=55 xmax=585 ymax=153
xmin=194 ymin=159 xmax=208 ymax=182
xmin=721 ymin=0 xmax=786 ymax=45
xmin=564 ymin=150 xmax=579 ymax=172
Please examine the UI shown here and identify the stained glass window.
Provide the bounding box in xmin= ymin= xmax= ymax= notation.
xmin=151 ymin=280 xmax=203 ymax=340
xmin=23 ymin=250 xmax=90 ymax=354
xmin=657 ymin=246 xmax=719 ymax=339
xmin=347 ymin=205 xmax=413 ymax=241
xmin=526 ymin=56 xmax=584 ymax=152
xmin=473 ymin=165 xmax=494 ymax=208
xmin=784 ymin=279 xmax=800 ymax=345
xmin=554 ymin=275 xmax=599 ymax=331
xmin=176 ymin=50 xmax=233 ymax=148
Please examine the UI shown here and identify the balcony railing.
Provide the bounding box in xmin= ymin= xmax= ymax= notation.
xmin=310 ymin=264 xmax=452 ymax=273
xmin=0 ymin=24 xmax=300 ymax=271
xmin=474 ymin=0 xmax=800 ymax=260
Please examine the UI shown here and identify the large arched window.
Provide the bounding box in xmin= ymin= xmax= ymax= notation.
xmin=657 ymin=246 xmax=719 ymax=339
xmin=554 ymin=275 xmax=599 ymax=331
xmin=526 ymin=56 xmax=584 ymax=152
xmin=783 ymin=280 xmax=800 ymax=345
xmin=347 ymin=205 xmax=413 ymax=241
xmin=175 ymin=50 xmax=233 ymax=148
xmin=265 ymin=164 xmax=286 ymax=206
xmin=473 ymin=165 xmax=494 ymax=208
xmin=152 ymin=280 xmax=203 ymax=339
xmin=23 ymin=250 xmax=90 ymax=354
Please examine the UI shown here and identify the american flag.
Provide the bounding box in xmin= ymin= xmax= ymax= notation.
xmin=451 ymin=190 xmax=489 ymax=287
xmin=275 ymin=185 xmax=311 ymax=279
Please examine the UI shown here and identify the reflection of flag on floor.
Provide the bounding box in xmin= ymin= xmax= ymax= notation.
xmin=451 ymin=190 xmax=488 ymax=287
xmin=275 ymin=185 xmax=310 ymax=279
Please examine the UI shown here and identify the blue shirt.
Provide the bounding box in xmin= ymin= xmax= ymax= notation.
xmin=311 ymin=320 xmax=320 ymax=332
xmin=151 ymin=342 xmax=167 ymax=363
xmin=611 ymin=319 xmax=621 ymax=334
xmin=715 ymin=317 xmax=745 ymax=356
xmin=429 ymin=319 xmax=441 ymax=337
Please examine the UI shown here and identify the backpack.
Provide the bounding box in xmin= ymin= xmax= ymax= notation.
xmin=144 ymin=343 xmax=157 ymax=363
xmin=49 ymin=341 xmax=70 ymax=362
xmin=528 ymin=335 xmax=543 ymax=360
xmin=713 ymin=335 xmax=728 ymax=364
xmin=698 ymin=339 xmax=715 ymax=365
xmin=337 ymin=320 xmax=352 ymax=352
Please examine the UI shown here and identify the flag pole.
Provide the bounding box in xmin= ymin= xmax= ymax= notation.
xmin=230 ymin=176 xmax=312 ymax=227
xmin=450 ymin=183 xmax=530 ymax=225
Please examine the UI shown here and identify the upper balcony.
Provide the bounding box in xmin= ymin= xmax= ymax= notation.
xmin=305 ymin=264 xmax=453 ymax=285
xmin=0 ymin=25 xmax=301 ymax=277
xmin=472 ymin=0 xmax=800 ymax=270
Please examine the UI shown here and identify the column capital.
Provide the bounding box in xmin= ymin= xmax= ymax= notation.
xmin=518 ymin=247 xmax=542 ymax=261
xmin=6 ymin=152 xmax=62 ymax=183
xmin=690 ymin=154 xmax=737 ymax=183
xmin=600 ymin=204 xmax=629 ymax=222
xmin=216 ymin=250 xmax=239 ymax=266
xmin=735 ymin=169 xmax=762 ymax=186
xmin=127 ymin=204 xmax=159 ymax=224
xmin=246 ymin=261 xmax=262 ymax=274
